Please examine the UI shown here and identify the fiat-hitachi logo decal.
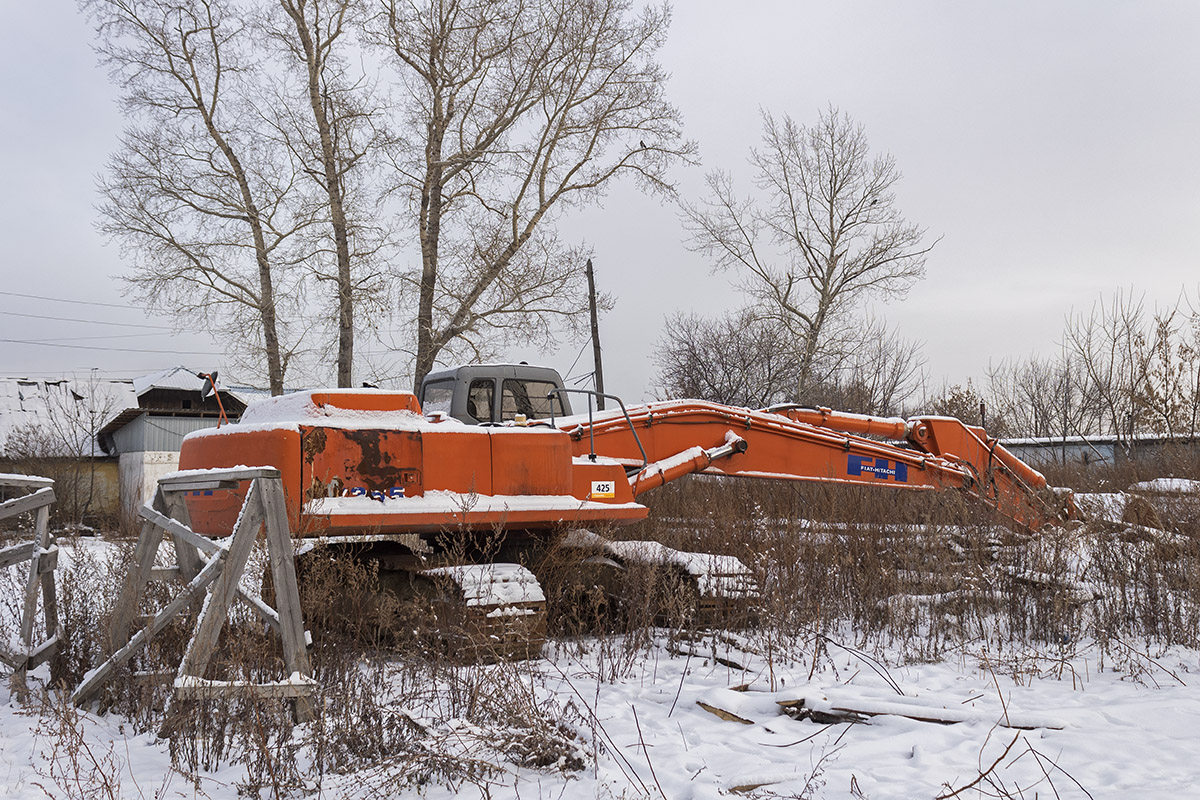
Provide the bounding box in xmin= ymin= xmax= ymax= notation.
xmin=847 ymin=455 xmax=909 ymax=482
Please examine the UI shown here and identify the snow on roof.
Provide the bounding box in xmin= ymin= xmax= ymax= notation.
xmin=0 ymin=376 xmax=137 ymax=458
xmin=131 ymin=365 xmax=263 ymax=405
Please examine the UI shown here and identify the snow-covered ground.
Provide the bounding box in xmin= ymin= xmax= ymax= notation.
xmin=4 ymin=630 xmax=1199 ymax=798
xmin=4 ymin=513 xmax=1200 ymax=800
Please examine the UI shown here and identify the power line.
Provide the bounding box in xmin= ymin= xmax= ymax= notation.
xmin=0 ymin=290 xmax=141 ymax=309
xmin=0 ymin=310 xmax=175 ymax=330
xmin=0 ymin=338 xmax=221 ymax=355
xmin=17 ymin=333 xmax=169 ymax=343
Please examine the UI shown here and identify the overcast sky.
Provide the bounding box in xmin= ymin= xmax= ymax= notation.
xmin=4 ymin=2 xmax=1199 ymax=403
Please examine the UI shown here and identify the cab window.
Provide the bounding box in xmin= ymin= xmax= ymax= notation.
xmin=467 ymin=379 xmax=495 ymax=422
xmin=500 ymin=379 xmax=564 ymax=421
xmin=421 ymin=380 xmax=455 ymax=415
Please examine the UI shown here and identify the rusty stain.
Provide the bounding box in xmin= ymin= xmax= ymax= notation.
xmin=339 ymin=430 xmax=422 ymax=493
xmin=302 ymin=427 xmax=327 ymax=464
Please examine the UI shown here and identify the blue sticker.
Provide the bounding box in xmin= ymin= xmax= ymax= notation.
xmin=848 ymin=455 xmax=909 ymax=483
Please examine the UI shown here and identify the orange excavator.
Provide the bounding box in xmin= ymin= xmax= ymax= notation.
xmin=176 ymin=364 xmax=1076 ymax=652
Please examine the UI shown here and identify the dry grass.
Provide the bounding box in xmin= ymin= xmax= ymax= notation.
xmin=7 ymin=461 xmax=1200 ymax=793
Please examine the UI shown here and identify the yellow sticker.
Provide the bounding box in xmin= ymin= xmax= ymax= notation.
xmin=590 ymin=480 xmax=616 ymax=499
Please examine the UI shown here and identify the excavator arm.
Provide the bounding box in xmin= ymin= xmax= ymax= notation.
xmin=556 ymin=400 xmax=1073 ymax=532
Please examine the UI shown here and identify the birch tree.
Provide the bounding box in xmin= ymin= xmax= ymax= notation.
xmin=84 ymin=0 xmax=308 ymax=394
xmin=682 ymin=106 xmax=934 ymax=395
xmin=270 ymin=0 xmax=385 ymax=387
xmin=375 ymin=0 xmax=693 ymax=389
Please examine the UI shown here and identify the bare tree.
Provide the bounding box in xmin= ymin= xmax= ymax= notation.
xmin=654 ymin=309 xmax=922 ymax=414
xmin=681 ymin=106 xmax=934 ymax=395
xmin=2 ymin=376 xmax=123 ymax=526
xmin=654 ymin=309 xmax=802 ymax=407
xmin=270 ymin=0 xmax=386 ymax=387
xmin=374 ymin=0 xmax=694 ymax=389
xmin=84 ymin=0 xmax=309 ymax=394
xmin=829 ymin=317 xmax=925 ymax=415
xmin=985 ymin=354 xmax=1098 ymax=441
xmin=1063 ymin=292 xmax=1159 ymax=447
xmin=984 ymin=291 xmax=1200 ymax=448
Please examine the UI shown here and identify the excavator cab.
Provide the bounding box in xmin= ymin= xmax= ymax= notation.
xmin=419 ymin=364 xmax=573 ymax=424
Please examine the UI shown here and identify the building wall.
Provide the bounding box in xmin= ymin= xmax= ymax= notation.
xmin=1003 ymin=436 xmax=1200 ymax=470
xmin=1004 ymin=441 xmax=1117 ymax=467
xmin=82 ymin=460 xmax=121 ymax=518
xmin=111 ymin=414 xmax=223 ymax=454
xmin=119 ymin=450 xmax=180 ymax=519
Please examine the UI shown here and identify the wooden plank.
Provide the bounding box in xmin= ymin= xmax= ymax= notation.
xmin=159 ymin=467 xmax=280 ymax=488
xmin=164 ymin=492 xmax=205 ymax=581
xmin=138 ymin=501 xmax=279 ymax=629
xmin=73 ymin=553 xmax=225 ymax=707
xmin=236 ymin=588 xmax=281 ymax=632
xmin=0 ymin=647 xmax=21 ymax=670
xmin=151 ymin=566 xmax=181 ymax=582
xmin=0 ymin=542 xmax=34 ymax=569
xmin=0 ymin=487 xmax=56 ymax=522
xmin=777 ymin=697 xmax=1064 ymax=731
xmin=174 ymin=678 xmax=315 ymax=701
xmin=0 ymin=473 xmax=55 ymax=489
xmin=26 ymin=633 xmax=59 ymax=670
xmin=259 ymin=478 xmax=314 ymax=721
xmin=20 ymin=506 xmax=51 ymax=644
xmin=137 ymin=505 xmax=223 ymax=557
xmin=175 ymin=481 xmax=264 ymax=683
xmin=107 ymin=514 xmax=166 ymax=655
xmin=40 ymin=572 xmax=59 ymax=648
xmin=36 ymin=546 xmax=58 ymax=575
xmin=35 ymin=503 xmax=57 ymax=641
xmin=159 ymin=479 xmax=241 ymax=492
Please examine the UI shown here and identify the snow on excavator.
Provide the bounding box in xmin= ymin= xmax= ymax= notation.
xmin=175 ymin=363 xmax=1078 ymax=655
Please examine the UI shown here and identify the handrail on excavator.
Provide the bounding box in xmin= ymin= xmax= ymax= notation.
xmin=547 ymin=388 xmax=648 ymax=473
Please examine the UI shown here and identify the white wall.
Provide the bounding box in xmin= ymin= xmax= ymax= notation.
xmin=118 ymin=450 xmax=179 ymax=519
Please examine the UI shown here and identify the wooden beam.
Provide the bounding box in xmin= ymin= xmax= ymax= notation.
xmin=0 ymin=542 xmax=34 ymax=570
xmin=174 ymin=677 xmax=315 ymax=701
xmin=74 ymin=553 xmax=225 ymax=707
xmin=107 ymin=517 xmax=165 ymax=655
xmin=150 ymin=566 xmax=181 ymax=582
xmin=0 ymin=648 xmax=21 ymax=670
xmin=0 ymin=487 xmax=55 ymax=522
xmin=174 ymin=482 xmax=264 ymax=685
xmin=20 ymin=506 xmax=51 ymax=644
xmin=164 ymin=491 xmax=205 ymax=581
xmin=159 ymin=479 xmax=240 ymax=492
xmin=137 ymin=505 xmax=223 ymax=557
xmin=0 ymin=473 xmax=54 ymax=489
xmin=259 ymin=477 xmax=314 ymax=721
xmin=25 ymin=632 xmax=60 ymax=670
xmin=158 ymin=467 xmax=280 ymax=489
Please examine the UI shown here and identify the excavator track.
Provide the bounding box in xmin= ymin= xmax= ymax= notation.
xmin=554 ymin=530 xmax=757 ymax=629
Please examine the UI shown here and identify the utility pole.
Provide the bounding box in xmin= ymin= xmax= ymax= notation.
xmin=586 ymin=259 xmax=605 ymax=410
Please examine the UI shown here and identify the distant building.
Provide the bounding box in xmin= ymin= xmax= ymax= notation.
xmin=0 ymin=375 xmax=135 ymax=523
xmin=1003 ymin=433 xmax=1200 ymax=469
xmin=95 ymin=367 xmax=264 ymax=519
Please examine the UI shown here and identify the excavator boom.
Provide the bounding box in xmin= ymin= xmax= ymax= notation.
xmin=556 ymin=400 xmax=1067 ymax=532
xmin=179 ymin=376 xmax=1071 ymax=540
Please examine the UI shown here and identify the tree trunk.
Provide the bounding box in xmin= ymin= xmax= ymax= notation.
xmin=284 ymin=0 xmax=355 ymax=387
xmin=413 ymin=100 xmax=446 ymax=392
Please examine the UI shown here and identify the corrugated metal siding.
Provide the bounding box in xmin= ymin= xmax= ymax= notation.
xmin=141 ymin=416 xmax=222 ymax=452
xmin=111 ymin=414 xmax=146 ymax=453
xmin=110 ymin=414 xmax=222 ymax=453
